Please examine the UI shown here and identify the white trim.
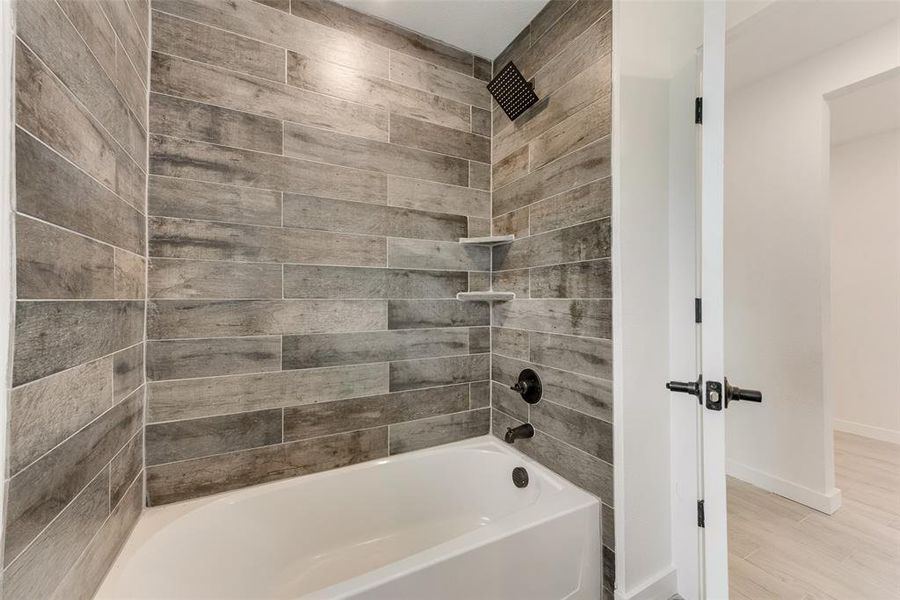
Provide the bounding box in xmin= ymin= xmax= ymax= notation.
xmin=833 ymin=419 xmax=900 ymax=445
xmin=726 ymin=459 xmax=842 ymax=515
xmin=614 ymin=566 xmax=678 ymax=600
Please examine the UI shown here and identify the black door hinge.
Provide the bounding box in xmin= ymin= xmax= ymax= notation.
xmin=695 ymin=97 xmax=703 ymax=124
xmin=698 ymin=500 xmax=705 ymax=527
xmin=695 ymin=298 xmax=702 ymax=323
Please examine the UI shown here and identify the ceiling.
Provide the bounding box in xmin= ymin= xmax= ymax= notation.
xmin=828 ymin=68 xmax=900 ymax=145
xmin=334 ymin=0 xmax=549 ymax=60
xmin=726 ymin=0 xmax=900 ymax=91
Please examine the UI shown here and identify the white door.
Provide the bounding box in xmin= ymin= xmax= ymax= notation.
xmin=698 ymin=2 xmax=729 ymax=597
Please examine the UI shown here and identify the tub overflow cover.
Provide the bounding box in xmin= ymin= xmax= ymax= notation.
xmin=512 ymin=467 xmax=529 ymax=488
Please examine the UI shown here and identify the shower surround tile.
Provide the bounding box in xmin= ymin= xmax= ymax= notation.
xmin=7 ymin=0 xmax=149 ymax=594
xmin=146 ymin=0 xmax=496 ymax=508
xmin=489 ymin=2 xmax=616 ymax=591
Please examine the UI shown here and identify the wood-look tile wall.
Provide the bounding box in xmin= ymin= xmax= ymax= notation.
xmin=5 ymin=0 xmax=149 ymax=598
xmin=145 ymin=0 xmax=493 ymax=505
xmin=487 ymin=1 xmax=615 ymax=596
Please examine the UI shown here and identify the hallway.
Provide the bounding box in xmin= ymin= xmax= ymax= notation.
xmin=728 ymin=432 xmax=900 ymax=599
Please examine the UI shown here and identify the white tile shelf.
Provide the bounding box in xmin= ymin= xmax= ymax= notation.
xmin=457 ymin=235 xmax=515 ymax=246
xmin=456 ymin=291 xmax=516 ymax=302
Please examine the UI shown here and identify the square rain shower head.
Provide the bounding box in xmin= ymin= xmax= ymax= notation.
xmin=487 ymin=62 xmax=539 ymax=121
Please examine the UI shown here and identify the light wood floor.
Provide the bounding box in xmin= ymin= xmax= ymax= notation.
xmin=728 ymin=432 xmax=900 ymax=599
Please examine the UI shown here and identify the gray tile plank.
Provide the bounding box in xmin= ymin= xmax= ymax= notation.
xmin=283 ymin=265 xmax=467 ymax=299
xmin=533 ymin=16 xmax=612 ymax=100
xmin=58 ymin=0 xmax=117 ymax=79
xmin=517 ymin=0 xmax=611 ymax=79
xmin=472 ymin=106 xmax=491 ymax=136
xmin=389 ymin=408 xmax=489 ymax=454
xmin=251 ymin=0 xmax=289 ymax=11
xmin=492 ymin=145 xmax=529 ymax=190
xmin=282 ymin=194 xmax=467 ymax=241
xmin=387 ymin=238 xmax=490 ymax=271
xmin=491 ymin=327 xmax=529 ymax=360
xmin=492 ymin=299 xmax=611 ymax=338
xmin=493 ymin=219 xmax=611 ymax=271
xmin=153 ymin=0 xmax=389 ymax=77
xmin=13 ymin=301 xmax=144 ymax=386
xmin=492 ymin=64 xmax=610 ymax=165
xmin=530 ymin=0 xmax=578 ymax=42
xmin=387 ymin=176 xmax=489 ymax=218
xmin=493 ymin=139 xmax=610 ymax=217
xmin=150 ymin=134 xmax=387 ymax=203
xmin=473 ymin=56 xmax=492 ymax=82
xmin=290 ymin=0 xmax=474 ymax=75
xmin=2 ymin=470 xmax=109 ymax=598
xmin=469 ymin=327 xmax=490 ymax=354
xmin=146 ymin=428 xmax=388 ymax=505
xmin=284 ymin=384 xmax=469 ymax=441
xmin=110 ymin=430 xmax=143 ymax=506
xmin=529 ymin=178 xmax=611 ymax=235
xmin=16 ymin=130 xmax=145 ymax=256
xmin=146 ymin=409 xmax=282 ymax=466
xmin=8 ymin=357 xmax=113 ymax=476
xmin=286 ymin=53 xmax=471 ymax=132
xmin=148 ymin=299 xmax=387 ymax=338
xmin=390 ymin=115 xmax=490 ymax=163
xmin=469 ymin=162 xmax=491 ymax=191
xmin=283 ymin=123 xmax=468 ymax=187
xmin=492 ymin=410 xmax=612 ymax=504
xmin=148 ymin=175 xmax=282 ymax=226
xmin=151 ymin=52 xmax=388 ymax=141
xmin=146 ymin=336 xmax=282 ymax=380
xmin=531 ymin=399 xmax=613 ymax=462
xmin=469 ymin=380 xmax=490 ymax=408
xmin=530 ymin=259 xmax=612 ymax=299
xmin=99 ymin=0 xmax=148 ymax=84
xmin=468 ymin=272 xmax=492 ymax=292
xmin=148 ymin=363 xmax=389 ymax=422
xmin=492 ymin=268 xmax=530 ymax=297
xmin=15 ymin=215 xmax=115 ymax=300
xmin=49 ymin=473 xmax=142 ymax=600
xmin=467 ymin=217 xmax=491 ymax=237
xmin=388 ymin=299 xmax=489 ymax=330
xmin=389 ymin=51 xmax=490 ymax=109
xmin=492 ymin=380 xmax=529 ymax=422
xmin=113 ymin=249 xmax=146 ymax=300
xmin=389 ymin=354 xmax=489 ymax=391
xmin=492 ymin=206 xmax=529 ymax=238
xmin=113 ymin=344 xmax=144 ymax=402
xmin=151 ymin=10 xmax=286 ymax=82
xmin=530 ymin=331 xmax=612 ymax=379
xmin=16 ymin=42 xmax=144 ymax=211
xmin=149 ymin=258 xmax=283 ymax=299
xmin=283 ymin=328 xmax=468 ymax=370
xmin=148 ymin=216 xmax=386 ymax=267
xmin=127 ymin=0 xmax=151 ymax=40
xmin=530 ymin=100 xmax=609 ymax=170
xmin=17 ymin=0 xmax=145 ymax=164
xmin=602 ymin=504 xmax=615 ymax=549
xmin=150 ymin=93 xmax=283 ymax=154
xmin=493 ymin=353 xmax=612 ymax=423
xmin=4 ymin=390 xmax=142 ymax=564
xmin=115 ymin=38 xmax=149 ymax=130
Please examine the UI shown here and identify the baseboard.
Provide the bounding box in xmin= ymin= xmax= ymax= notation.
xmin=726 ymin=460 xmax=842 ymax=514
xmin=834 ymin=419 xmax=900 ymax=445
xmin=615 ymin=566 xmax=678 ymax=600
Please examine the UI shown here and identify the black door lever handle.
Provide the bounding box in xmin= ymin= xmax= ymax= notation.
xmin=725 ymin=379 xmax=762 ymax=407
xmin=666 ymin=375 xmax=702 ymax=403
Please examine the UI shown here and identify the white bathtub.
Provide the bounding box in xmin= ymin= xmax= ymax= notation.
xmin=97 ymin=436 xmax=602 ymax=599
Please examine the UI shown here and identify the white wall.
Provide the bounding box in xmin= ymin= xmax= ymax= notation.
xmin=724 ymin=20 xmax=900 ymax=512
xmin=830 ymin=129 xmax=900 ymax=444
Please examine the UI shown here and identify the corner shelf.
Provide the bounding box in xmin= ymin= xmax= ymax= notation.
xmin=456 ymin=291 xmax=516 ymax=302
xmin=458 ymin=235 xmax=515 ymax=246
